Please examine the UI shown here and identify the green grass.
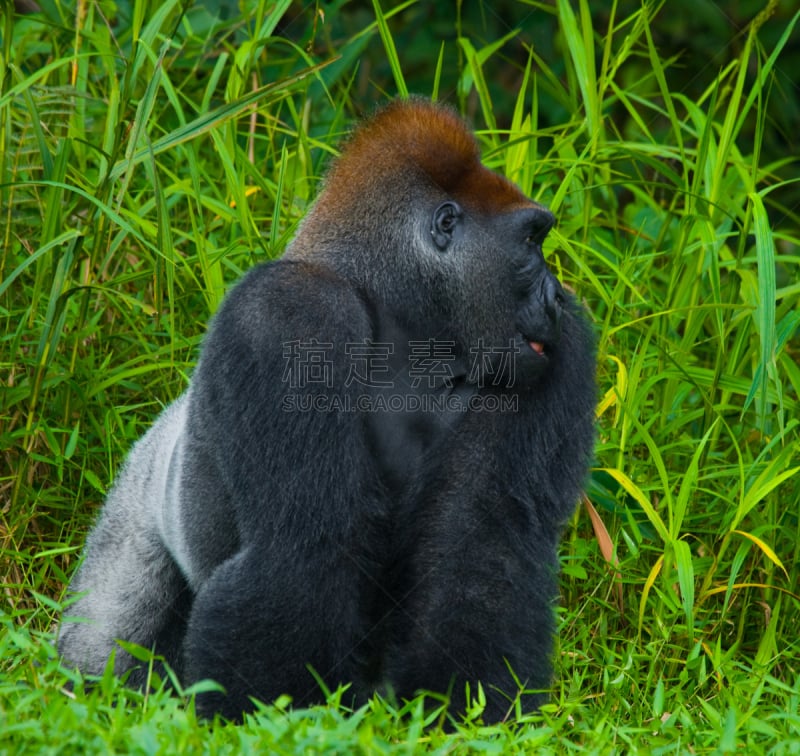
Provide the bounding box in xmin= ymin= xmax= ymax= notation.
xmin=2 ymin=0 xmax=799 ymax=752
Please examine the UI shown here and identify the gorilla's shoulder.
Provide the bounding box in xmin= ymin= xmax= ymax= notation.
xmin=209 ymin=259 xmax=374 ymax=349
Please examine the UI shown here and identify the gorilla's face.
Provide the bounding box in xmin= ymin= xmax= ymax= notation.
xmin=506 ymin=206 xmax=565 ymax=376
xmin=434 ymin=202 xmax=565 ymax=388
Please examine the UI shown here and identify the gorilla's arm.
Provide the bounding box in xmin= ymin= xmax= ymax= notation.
xmin=179 ymin=260 xmax=398 ymax=718
xmin=386 ymin=299 xmax=596 ymax=722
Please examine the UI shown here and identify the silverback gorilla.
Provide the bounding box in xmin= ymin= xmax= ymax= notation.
xmin=59 ymin=97 xmax=596 ymax=722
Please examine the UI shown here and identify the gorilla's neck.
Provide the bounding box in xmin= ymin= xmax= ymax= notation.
xmin=287 ymin=221 xmax=453 ymax=346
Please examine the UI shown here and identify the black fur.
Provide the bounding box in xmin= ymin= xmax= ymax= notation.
xmin=59 ymin=98 xmax=596 ymax=723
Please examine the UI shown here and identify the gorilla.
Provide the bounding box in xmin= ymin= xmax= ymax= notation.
xmin=59 ymin=97 xmax=596 ymax=723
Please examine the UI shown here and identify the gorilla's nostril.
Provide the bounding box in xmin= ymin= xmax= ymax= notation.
xmin=542 ymin=275 xmax=563 ymax=327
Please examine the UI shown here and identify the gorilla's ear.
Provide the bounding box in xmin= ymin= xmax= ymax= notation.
xmin=431 ymin=201 xmax=463 ymax=250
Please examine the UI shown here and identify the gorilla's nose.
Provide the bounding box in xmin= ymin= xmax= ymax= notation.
xmin=542 ymin=274 xmax=563 ymax=336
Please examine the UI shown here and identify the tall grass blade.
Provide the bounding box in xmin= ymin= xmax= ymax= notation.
xmin=743 ymin=191 xmax=779 ymax=430
xmin=371 ymin=0 xmax=408 ymax=97
xmin=556 ymin=0 xmax=600 ymax=144
xmin=672 ymin=539 xmax=695 ymax=637
xmin=108 ymin=61 xmax=334 ymax=181
xmin=601 ymin=467 xmax=669 ymax=543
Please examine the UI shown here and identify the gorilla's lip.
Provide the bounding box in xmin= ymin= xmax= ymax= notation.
xmin=518 ymin=333 xmax=548 ymax=356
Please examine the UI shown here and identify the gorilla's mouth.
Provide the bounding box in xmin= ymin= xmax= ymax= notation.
xmin=514 ymin=328 xmax=552 ymax=360
xmin=518 ymin=332 xmax=547 ymax=356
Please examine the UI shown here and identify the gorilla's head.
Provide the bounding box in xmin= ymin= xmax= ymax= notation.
xmin=289 ymin=97 xmax=570 ymax=387
xmin=431 ymin=199 xmax=566 ymax=386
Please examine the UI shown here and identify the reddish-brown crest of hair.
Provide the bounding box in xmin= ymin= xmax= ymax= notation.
xmin=323 ymin=98 xmax=533 ymax=214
